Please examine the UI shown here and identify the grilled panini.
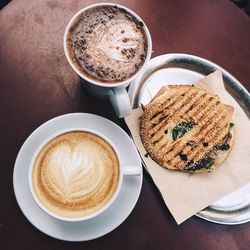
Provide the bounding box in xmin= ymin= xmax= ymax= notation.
xmin=140 ymin=85 xmax=235 ymax=173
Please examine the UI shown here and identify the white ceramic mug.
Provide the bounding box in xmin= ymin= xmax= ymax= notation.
xmin=28 ymin=128 xmax=141 ymax=222
xmin=63 ymin=3 xmax=152 ymax=118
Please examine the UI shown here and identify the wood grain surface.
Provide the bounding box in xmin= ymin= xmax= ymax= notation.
xmin=0 ymin=0 xmax=250 ymax=249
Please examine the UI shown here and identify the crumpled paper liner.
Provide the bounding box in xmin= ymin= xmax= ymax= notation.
xmin=125 ymin=70 xmax=250 ymax=224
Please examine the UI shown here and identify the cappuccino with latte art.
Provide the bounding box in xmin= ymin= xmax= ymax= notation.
xmin=66 ymin=5 xmax=148 ymax=83
xmin=63 ymin=4 xmax=152 ymax=117
xmin=31 ymin=131 xmax=120 ymax=218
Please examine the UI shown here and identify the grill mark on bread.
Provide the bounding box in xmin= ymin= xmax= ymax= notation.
xmin=144 ymin=93 xmax=210 ymax=155
xmin=140 ymin=86 xmax=233 ymax=172
xmin=145 ymin=111 xmax=226 ymax=161
xmin=156 ymin=89 xmax=198 ymax=119
xmin=185 ymin=94 xmax=219 ymax=119
xmin=153 ymin=134 xmax=164 ymax=145
xmin=149 ymin=119 xmax=168 ymax=139
xmin=166 ymin=113 xmax=229 ymax=169
xmin=158 ymin=142 xmax=169 ymax=151
xmin=150 ymin=111 xmax=163 ymax=120
xmin=147 ymin=91 xmax=203 ymax=139
xmin=147 ymin=88 xmax=193 ymax=121
xmin=153 ymin=88 xmax=191 ymax=111
xmin=152 ymin=95 xmax=220 ymax=158
xmin=152 ymin=90 xmax=205 ymax=128
xmin=164 ymin=91 xmax=203 ymax=121
xmin=171 ymin=110 xmax=227 ymax=156
xmin=173 ymin=118 xmax=229 ymax=169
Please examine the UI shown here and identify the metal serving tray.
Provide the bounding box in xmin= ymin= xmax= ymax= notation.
xmin=128 ymin=53 xmax=250 ymax=225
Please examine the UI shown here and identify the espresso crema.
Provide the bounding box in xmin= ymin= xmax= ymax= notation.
xmin=32 ymin=131 xmax=120 ymax=218
xmin=66 ymin=5 xmax=148 ymax=83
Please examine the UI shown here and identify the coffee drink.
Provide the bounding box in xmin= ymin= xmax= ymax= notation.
xmin=66 ymin=5 xmax=148 ymax=83
xmin=32 ymin=131 xmax=120 ymax=218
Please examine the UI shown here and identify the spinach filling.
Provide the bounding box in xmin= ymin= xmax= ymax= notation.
xmin=185 ymin=156 xmax=215 ymax=171
xmin=215 ymin=122 xmax=234 ymax=151
xmin=216 ymin=141 xmax=230 ymax=151
xmin=172 ymin=122 xmax=195 ymax=141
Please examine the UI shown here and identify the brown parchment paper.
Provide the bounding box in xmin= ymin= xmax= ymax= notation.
xmin=125 ymin=70 xmax=250 ymax=225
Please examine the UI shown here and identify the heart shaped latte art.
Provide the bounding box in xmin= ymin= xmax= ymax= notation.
xmin=46 ymin=144 xmax=104 ymax=201
xmin=32 ymin=131 xmax=120 ymax=218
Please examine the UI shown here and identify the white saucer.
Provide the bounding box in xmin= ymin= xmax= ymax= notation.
xmin=13 ymin=113 xmax=143 ymax=241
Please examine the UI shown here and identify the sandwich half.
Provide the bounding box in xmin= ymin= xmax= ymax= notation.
xmin=140 ymin=85 xmax=235 ymax=173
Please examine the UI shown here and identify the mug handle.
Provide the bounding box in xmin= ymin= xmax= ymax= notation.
xmin=108 ymin=87 xmax=131 ymax=118
xmin=123 ymin=166 xmax=141 ymax=176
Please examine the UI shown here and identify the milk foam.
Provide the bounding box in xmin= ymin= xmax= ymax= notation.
xmin=67 ymin=5 xmax=148 ymax=83
xmin=87 ymin=19 xmax=144 ymax=65
xmin=32 ymin=131 xmax=120 ymax=218
xmin=48 ymin=144 xmax=104 ymax=199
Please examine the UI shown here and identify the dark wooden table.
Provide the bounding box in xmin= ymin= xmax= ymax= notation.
xmin=1 ymin=0 xmax=250 ymax=249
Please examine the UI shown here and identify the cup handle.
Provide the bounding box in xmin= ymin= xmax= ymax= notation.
xmin=108 ymin=87 xmax=131 ymax=118
xmin=123 ymin=166 xmax=141 ymax=176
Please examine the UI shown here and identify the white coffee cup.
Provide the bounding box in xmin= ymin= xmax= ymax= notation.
xmin=28 ymin=128 xmax=141 ymax=222
xmin=63 ymin=3 xmax=152 ymax=118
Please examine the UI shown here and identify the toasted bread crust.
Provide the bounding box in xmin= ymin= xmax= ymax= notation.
xmin=140 ymin=85 xmax=235 ymax=173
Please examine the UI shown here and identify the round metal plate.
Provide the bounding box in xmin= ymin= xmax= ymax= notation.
xmin=128 ymin=53 xmax=250 ymax=225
